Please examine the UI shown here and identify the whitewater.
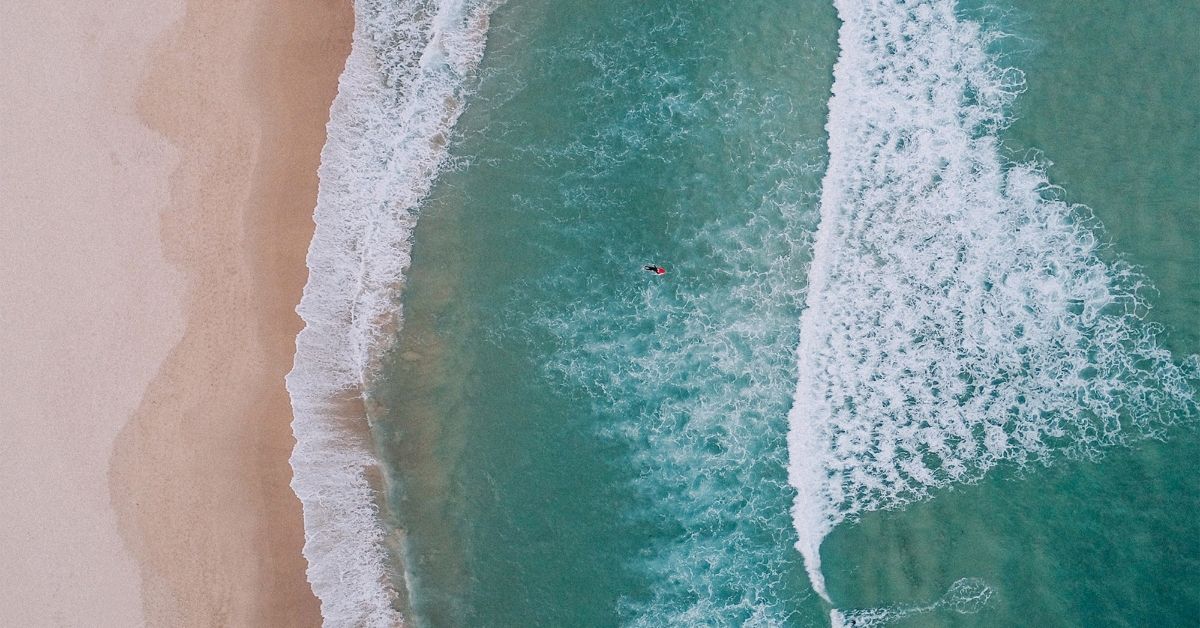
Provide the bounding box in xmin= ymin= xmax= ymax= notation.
xmin=285 ymin=0 xmax=498 ymax=625
xmin=786 ymin=0 xmax=1198 ymax=613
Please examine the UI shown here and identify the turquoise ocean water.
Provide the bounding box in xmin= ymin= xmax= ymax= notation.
xmin=291 ymin=0 xmax=1198 ymax=625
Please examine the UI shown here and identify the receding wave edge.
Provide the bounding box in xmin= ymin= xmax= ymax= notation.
xmin=286 ymin=0 xmax=499 ymax=625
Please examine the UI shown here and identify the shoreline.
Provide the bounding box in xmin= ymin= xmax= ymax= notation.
xmin=106 ymin=0 xmax=352 ymax=625
xmin=282 ymin=0 xmax=499 ymax=623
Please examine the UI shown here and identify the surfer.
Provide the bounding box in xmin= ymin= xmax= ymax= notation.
xmin=644 ymin=265 xmax=666 ymax=275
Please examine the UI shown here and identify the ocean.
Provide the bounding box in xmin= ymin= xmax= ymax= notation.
xmin=286 ymin=0 xmax=1199 ymax=626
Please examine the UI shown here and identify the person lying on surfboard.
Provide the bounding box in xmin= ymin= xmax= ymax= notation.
xmin=644 ymin=265 xmax=666 ymax=275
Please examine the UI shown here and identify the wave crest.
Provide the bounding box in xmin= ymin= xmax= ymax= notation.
xmin=788 ymin=0 xmax=1198 ymax=603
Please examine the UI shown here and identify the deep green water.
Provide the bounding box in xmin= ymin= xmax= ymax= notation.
xmin=368 ymin=0 xmax=1198 ymax=626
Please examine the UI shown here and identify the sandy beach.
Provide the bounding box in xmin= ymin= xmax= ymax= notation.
xmin=0 ymin=0 xmax=351 ymax=625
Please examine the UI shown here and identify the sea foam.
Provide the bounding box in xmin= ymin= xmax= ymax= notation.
xmin=286 ymin=0 xmax=497 ymax=625
xmin=525 ymin=6 xmax=824 ymax=620
xmin=830 ymin=577 xmax=993 ymax=627
xmin=787 ymin=0 xmax=1198 ymax=605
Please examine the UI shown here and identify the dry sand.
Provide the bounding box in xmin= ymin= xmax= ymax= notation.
xmin=0 ymin=0 xmax=351 ymax=625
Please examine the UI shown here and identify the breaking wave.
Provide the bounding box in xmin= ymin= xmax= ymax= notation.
xmin=787 ymin=0 xmax=1199 ymax=605
xmin=285 ymin=0 xmax=498 ymax=625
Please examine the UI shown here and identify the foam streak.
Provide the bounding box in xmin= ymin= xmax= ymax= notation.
xmin=286 ymin=0 xmax=498 ymax=625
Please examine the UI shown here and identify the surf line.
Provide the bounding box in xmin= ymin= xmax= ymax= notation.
xmin=286 ymin=0 xmax=502 ymax=626
xmin=786 ymin=0 xmax=1197 ymax=609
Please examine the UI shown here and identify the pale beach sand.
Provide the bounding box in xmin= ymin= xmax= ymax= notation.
xmin=0 ymin=0 xmax=351 ymax=625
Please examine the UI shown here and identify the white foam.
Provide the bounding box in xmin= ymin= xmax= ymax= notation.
xmin=832 ymin=578 xmax=994 ymax=627
xmin=788 ymin=0 xmax=1198 ymax=604
xmin=286 ymin=0 xmax=498 ymax=625
xmin=531 ymin=121 xmax=816 ymax=623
